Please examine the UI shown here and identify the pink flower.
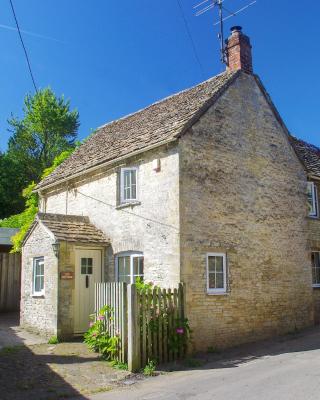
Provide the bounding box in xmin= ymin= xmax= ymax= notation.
xmin=92 ymin=332 xmax=97 ymax=337
xmin=97 ymin=315 xmax=105 ymax=321
xmin=89 ymin=322 xmax=94 ymax=327
xmin=176 ymin=328 xmax=184 ymax=335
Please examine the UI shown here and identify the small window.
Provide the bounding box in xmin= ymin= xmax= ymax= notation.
xmin=81 ymin=258 xmax=93 ymax=275
xmin=206 ymin=253 xmax=227 ymax=294
xmin=120 ymin=167 xmax=138 ymax=204
xmin=116 ymin=252 xmax=144 ymax=284
xmin=33 ymin=257 xmax=44 ymax=296
xmin=312 ymin=252 xmax=320 ymax=287
xmin=307 ymin=182 xmax=318 ymax=217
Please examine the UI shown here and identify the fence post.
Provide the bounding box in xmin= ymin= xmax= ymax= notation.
xmin=127 ymin=284 xmax=141 ymax=372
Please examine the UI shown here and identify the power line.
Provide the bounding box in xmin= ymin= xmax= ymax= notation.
xmin=176 ymin=0 xmax=205 ymax=79
xmin=9 ymin=0 xmax=38 ymax=93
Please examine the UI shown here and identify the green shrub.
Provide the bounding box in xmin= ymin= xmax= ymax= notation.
xmin=48 ymin=336 xmax=59 ymax=344
xmin=84 ymin=305 xmax=120 ymax=360
xmin=143 ymin=359 xmax=156 ymax=376
xmin=110 ymin=360 xmax=128 ymax=370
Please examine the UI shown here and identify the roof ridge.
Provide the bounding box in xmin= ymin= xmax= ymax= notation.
xmin=95 ymin=71 xmax=234 ymax=132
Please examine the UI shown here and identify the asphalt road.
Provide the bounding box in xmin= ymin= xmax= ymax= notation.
xmin=91 ymin=326 xmax=320 ymax=400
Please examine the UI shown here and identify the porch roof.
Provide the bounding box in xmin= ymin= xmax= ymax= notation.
xmin=36 ymin=213 xmax=109 ymax=244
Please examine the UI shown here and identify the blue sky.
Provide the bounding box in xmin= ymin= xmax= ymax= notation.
xmin=1 ymin=0 xmax=319 ymax=152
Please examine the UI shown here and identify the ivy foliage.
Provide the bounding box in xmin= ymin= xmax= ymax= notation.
xmin=0 ymin=149 xmax=74 ymax=252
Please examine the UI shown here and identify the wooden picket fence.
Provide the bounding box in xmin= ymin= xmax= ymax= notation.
xmin=0 ymin=253 xmax=21 ymax=312
xmin=95 ymin=282 xmax=186 ymax=371
xmin=95 ymin=282 xmax=128 ymax=363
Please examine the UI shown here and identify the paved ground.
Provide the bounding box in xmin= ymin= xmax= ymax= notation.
xmin=0 ymin=312 xmax=45 ymax=349
xmin=0 ymin=313 xmax=137 ymax=400
xmin=89 ymin=326 xmax=320 ymax=400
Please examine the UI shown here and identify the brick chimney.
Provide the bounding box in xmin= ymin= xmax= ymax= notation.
xmin=225 ymin=26 xmax=253 ymax=74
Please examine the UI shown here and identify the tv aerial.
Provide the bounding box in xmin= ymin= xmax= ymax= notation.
xmin=194 ymin=0 xmax=257 ymax=64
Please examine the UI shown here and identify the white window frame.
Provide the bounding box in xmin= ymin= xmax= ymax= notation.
xmin=312 ymin=251 xmax=320 ymax=288
xmin=120 ymin=167 xmax=138 ymax=204
xmin=307 ymin=182 xmax=318 ymax=218
xmin=115 ymin=252 xmax=144 ymax=284
xmin=206 ymin=253 xmax=227 ymax=295
xmin=33 ymin=257 xmax=45 ymax=296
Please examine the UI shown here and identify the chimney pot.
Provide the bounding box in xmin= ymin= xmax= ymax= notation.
xmin=226 ymin=27 xmax=253 ymax=74
xmin=230 ymin=26 xmax=242 ymax=33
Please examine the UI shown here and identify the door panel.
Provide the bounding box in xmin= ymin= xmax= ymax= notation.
xmin=74 ymin=249 xmax=102 ymax=333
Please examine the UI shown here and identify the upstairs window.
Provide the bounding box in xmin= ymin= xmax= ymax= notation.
xmin=307 ymin=182 xmax=318 ymax=217
xmin=120 ymin=167 xmax=138 ymax=204
xmin=312 ymin=252 xmax=320 ymax=287
xmin=33 ymin=257 xmax=44 ymax=296
xmin=206 ymin=253 xmax=227 ymax=294
xmin=116 ymin=252 xmax=144 ymax=284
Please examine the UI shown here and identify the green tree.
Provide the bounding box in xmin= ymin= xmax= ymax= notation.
xmin=0 ymin=88 xmax=79 ymax=218
xmin=0 ymin=149 xmax=74 ymax=252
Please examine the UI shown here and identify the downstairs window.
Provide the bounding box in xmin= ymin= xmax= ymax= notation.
xmin=116 ymin=252 xmax=144 ymax=284
xmin=33 ymin=257 xmax=44 ymax=296
xmin=312 ymin=252 xmax=320 ymax=288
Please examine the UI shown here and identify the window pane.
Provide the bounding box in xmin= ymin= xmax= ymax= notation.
xmin=87 ymin=258 xmax=93 ymax=267
xmin=312 ymin=252 xmax=320 ymax=285
xmin=131 ymin=184 xmax=136 ymax=199
xmin=87 ymin=266 xmax=93 ymax=275
xmin=215 ymin=257 xmax=223 ymax=273
xmin=216 ymin=273 xmax=224 ymax=288
xmin=308 ymin=183 xmax=317 ymax=216
xmin=131 ymin=170 xmax=136 ymax=185
xmin=35 ymin=276 xmax=41 ymax=292
xmin=208 ymin=257 xmax=215 ymax=272
xmin=133 ymin=257 xmax=144 ymax=276
xmin=208 ymin=273 xmax=215 ymax=289
xmin=118 ymin=256 xmax=130 ymax=276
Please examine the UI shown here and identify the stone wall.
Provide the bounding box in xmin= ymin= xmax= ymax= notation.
xmin=308 ymin=180 xmax=320 ymax=323
xmin=21 ymin=224 xmax=58 ymax=338
xmin=179 ymin=73 xmax=314 ymax=351
xmin=41 ymin=145 xmax=181 ymax=287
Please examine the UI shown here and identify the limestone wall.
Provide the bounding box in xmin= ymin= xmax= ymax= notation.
xmin=21 ymin=224 xmax=58 ymax=338
xmin=308 ymin=180 xmax=320 ymax=323
xmin=179 ymin=73 xmax=314 ymax=351
xmin=41 ymin=145 xmax=180 ymax=287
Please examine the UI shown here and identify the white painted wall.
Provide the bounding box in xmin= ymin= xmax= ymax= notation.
xmin=42 ymin=145 xmax=181 ymax=286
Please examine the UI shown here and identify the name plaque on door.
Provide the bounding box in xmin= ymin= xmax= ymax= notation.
xmin=60 ymin=271 xmax=74 ymax=280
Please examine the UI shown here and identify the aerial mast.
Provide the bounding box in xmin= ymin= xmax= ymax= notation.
xmin=194 ymin=0 xmax=257 ymax=66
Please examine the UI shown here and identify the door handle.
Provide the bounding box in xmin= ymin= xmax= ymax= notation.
xmin=86 ymin=275 xmax=89 ymax=288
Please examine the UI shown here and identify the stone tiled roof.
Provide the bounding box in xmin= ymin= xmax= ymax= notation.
xmin=37 ymin=213 xmax=109 ymax=244
xmin=36 ymin=70 xmax=240 ymax=190
xmin=290 ymin=136 xmax=320 ymax=178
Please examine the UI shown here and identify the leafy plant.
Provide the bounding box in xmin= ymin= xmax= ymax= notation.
xmin=0 ymin=148 xmax=74 ymax=252
xmin=48 ymin=335 xmax=59 ymax=345
xmin=143 ymin=359 xmax=156 ymax=376
xmin=168 ymin=317 xmax=191 ymax=354
xmin=135 ymin=277 xmax=156 ymax=294
xmin=110 ymin=360 xmax=128 ymax=370
xmin=84 ymin=305 xmax=120 ymax=361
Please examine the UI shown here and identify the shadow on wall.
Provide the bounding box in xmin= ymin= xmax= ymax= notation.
xmin=0 ymin=313 xmax=90 ymax=400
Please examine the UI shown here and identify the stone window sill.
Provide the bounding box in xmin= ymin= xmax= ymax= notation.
xmin=308 ymin=216 xmax=319 ymax=220
xmin=32 ymin=294 xmax=45 ymax=298
xmin=207 ymin=291 xmax=229 ymax=296
xmin=116 ymin=201 xmax=141 ymax=210
xmin=312 ymin=285 xmax=320 ymax=289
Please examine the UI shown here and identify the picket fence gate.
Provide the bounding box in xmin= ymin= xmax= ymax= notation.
xmin=95 ymin=282 xmax=186 ymax=371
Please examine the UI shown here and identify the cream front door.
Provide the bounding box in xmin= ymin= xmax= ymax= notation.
xmin=74 ymin=249 xmax=102 ymax=334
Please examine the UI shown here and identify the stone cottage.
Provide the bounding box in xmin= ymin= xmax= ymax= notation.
xmin=21 ymin=27 xmax=320 ymax=350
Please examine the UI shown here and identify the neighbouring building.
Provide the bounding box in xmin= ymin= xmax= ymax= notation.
xmin=0 ymin=228 xmax=19 ymax=253
xmin=21 ymin=27 xmax=320 ymax=350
